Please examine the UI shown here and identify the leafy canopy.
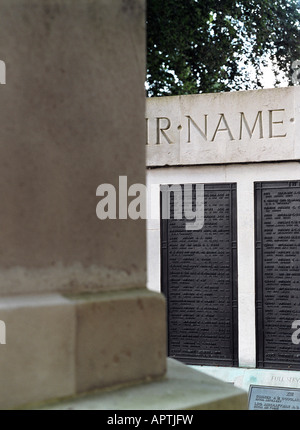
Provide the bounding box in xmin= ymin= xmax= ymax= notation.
xmin=146 ymin=0 xmax=300 ymax=96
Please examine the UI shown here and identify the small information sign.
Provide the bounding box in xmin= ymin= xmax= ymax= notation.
xmin=249 ymin=385 xmax=300 ymax=410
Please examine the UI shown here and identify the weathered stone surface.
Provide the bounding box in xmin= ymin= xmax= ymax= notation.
xmin=0 ymin=294 xmax=76 ymax=410
xmin=0 ymin=0 xmax=146 ymax=295
xmin=37 ymin=359 xmax=248 ymax=410
xmin=146 ymin=87 xmax=300 ymax=166
xmin=0 ymin=0 xmax=168 ymax=411
xmin=74 ymin=289 xmax=167 ymax=393
xmin=0 ymin=289 xmax=167 ymax=410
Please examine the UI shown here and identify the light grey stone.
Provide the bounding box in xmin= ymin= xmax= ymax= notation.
xmin=0 ymin=294 xmax=76 ymax=410
xmin=146 ymin=87 xmax=300 ymax=166
xmin=0 ymin=0 xmax=147 ymax=296
xmin=36 ymin=358 xmax=248 ymax=410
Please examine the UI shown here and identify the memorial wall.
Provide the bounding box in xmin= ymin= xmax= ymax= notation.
xmin=146 ymin=87 xmax=300 ymax=391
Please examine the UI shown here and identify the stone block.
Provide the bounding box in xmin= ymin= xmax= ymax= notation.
xmin=146 ymin=87 xmax=300 ymax=166
xmin=74 ymin=289 xmax=167 ymax=393
xmin=0 ymin=289 xmax=167 ymax=409
xmin=0 ymin=294 xmax=76 ymax=410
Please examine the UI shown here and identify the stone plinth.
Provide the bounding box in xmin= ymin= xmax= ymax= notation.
xmin=35 ymin=359 xmax=248 ymax=410
xmin=0 ymin=290 xmax=166 ymax=410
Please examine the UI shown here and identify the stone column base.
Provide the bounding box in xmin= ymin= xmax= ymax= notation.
xmin=37 ymin=358 xmax=248 ymax=410
xmin=0 ymin=289 xmax=166 ymax=410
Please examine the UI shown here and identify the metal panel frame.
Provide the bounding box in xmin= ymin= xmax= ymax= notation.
xmin=255 ymin=180 xmax=300 ymax=370
xmin=161 ymin=183 xmax=238 ymax=367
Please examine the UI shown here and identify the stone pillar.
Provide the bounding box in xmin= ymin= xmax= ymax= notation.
xmin=0 ymin=0 xmax=166 ymax=409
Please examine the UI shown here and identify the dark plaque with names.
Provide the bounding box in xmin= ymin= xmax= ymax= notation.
xmin=249 ymin=385 xmax=300 ymax=410
xmin=161 ymin=183 xmax=238 ymax=366
xmin=255 ymin=181 xmax=300 ymax=370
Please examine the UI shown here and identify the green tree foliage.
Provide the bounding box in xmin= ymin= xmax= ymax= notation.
xmin=146 ymin=0 xmax=300 ymax=96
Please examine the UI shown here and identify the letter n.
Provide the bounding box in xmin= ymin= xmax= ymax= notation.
xmin=186 ymin=115 xmax=208 ymax=142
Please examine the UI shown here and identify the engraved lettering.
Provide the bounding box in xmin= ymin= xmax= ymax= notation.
xmin=211 ymin=113 xmax=234 ymax=141
xmin=256 ymin=182 xmax=300 ymax=369
xmin=156 ymin=117 xmax=172 ymax=144
xmin=269 ymin=109 xmax=287 ymax=138
xmin=161 ymin=184 xmax=237 ymax=364
xmin=146 ymin=106 xmax=289 ymax=147
xmin=239 ymin=111 xmax=263 ymax=139
xmin=186 ymin=115 xmax=208 ymax=142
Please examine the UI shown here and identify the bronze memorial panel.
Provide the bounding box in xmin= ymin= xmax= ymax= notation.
xmin=161 ymin=183 xmax=238 ymax=366
xmin=255 ymin=181 xmax=300 ymax=370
